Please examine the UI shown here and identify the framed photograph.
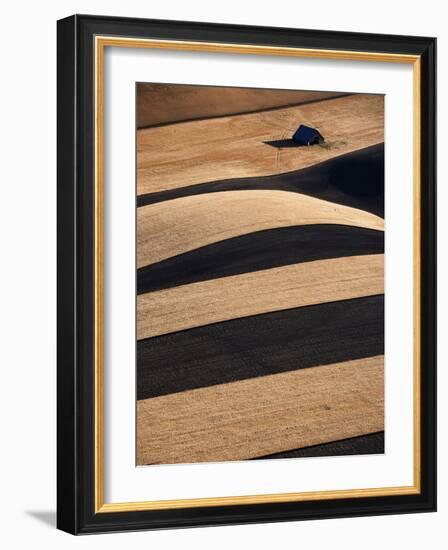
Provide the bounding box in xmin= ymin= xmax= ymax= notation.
xmin=57 ymin=14 xmax=436 ymax=534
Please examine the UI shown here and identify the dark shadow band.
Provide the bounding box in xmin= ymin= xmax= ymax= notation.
xmin=137 ymin=224 xmax=384 ymax=294
xmin=252 ymin=432 xmax=385 ymax=460
xmin=137 ymin=143 xmax=384 ymax=217
xmin=137 ymin=294 xmax=384 ymax=400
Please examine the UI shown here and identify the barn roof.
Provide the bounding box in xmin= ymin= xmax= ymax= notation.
xmin=292 ymin=125 xmax=324 ymax=145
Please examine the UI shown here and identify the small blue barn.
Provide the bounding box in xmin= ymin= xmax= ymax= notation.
xmin=292 ymin=125 xmax=324 ymax=146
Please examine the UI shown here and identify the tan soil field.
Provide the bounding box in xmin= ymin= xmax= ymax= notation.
xmin=137 ymin=94 xmax=384 ymax=194
xmin=137 ymin=356 xmax=384 ymax=465
xmin=137 ymin=83 xmax=346 ymax=128
xmin=137 ymin=254 xmax=384 ymax=339
xmin=137 ymin=190 xmax=384 ymax=268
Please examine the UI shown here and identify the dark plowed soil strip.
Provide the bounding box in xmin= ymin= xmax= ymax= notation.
xmin=137 ymin=143 xmax=384 ymax=217
xmin=137 ymin=295 xmax=384 ymax=400
xmin=253 ymin=432 xmax=385 ymax=460
xmin=137 ymin=224 xmax=384 ymax=294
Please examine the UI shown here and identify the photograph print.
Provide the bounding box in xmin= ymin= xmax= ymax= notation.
xmin=135 ymin=83 xmax=384 ymax=466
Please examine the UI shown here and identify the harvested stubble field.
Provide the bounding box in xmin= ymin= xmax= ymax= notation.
xmin=136 ymin=84 xmax=385 ymax=465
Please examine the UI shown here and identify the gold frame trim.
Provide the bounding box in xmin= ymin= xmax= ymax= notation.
xmin=94 ymin=36 xmax=422 ymax=513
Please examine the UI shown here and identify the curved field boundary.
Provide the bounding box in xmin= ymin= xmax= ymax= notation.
xmin=137 ymin=190 xmax=384 ymax=268
xmin=137 ymin=355 xmax=384 ymax=465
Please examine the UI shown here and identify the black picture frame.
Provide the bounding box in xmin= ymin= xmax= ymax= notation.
xmin=57 ymin=14 xmax=436 ymax=534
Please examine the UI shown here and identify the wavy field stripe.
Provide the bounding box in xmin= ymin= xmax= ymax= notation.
xmin=137 ymin=254 xmax=383 ymax=340
xmin=253 ymin=432 xmax=384 ymax=460
xmin=137 ymin=355 xmax=384 ymax=465
xmin=137 ymin=190 xmax=384 ymax=268
xmin=137 ymin=94 xmax=384 ymax=194
xmin=137 ymin=294 xmax=383 ymax=400
xmin=137 ymin=83 xmax=347 ymax=128
xmin=137 ymin=143 xmax=384 ymax=217
xmin=137 ymin=224 xmax=384 ymax=294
